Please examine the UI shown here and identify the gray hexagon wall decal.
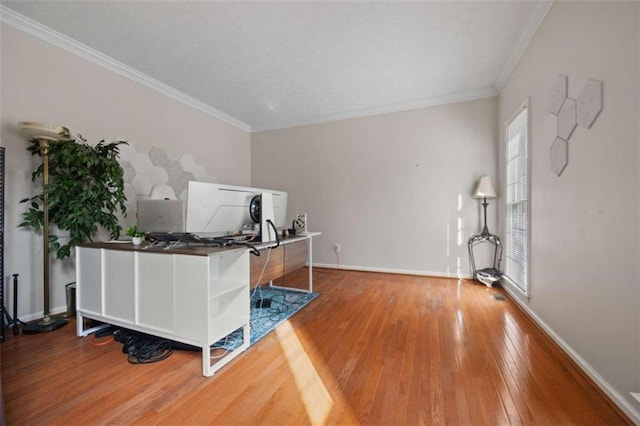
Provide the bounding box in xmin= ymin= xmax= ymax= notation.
xmin=550 ymin=75 xmax=568 ymax=115
xmin=120 ymin=160 xmax=135 ymax=183
xmin=550 ymin=137 xmax=568 ymax=176
xmin=557 ymin=98 xmax=577 ymax=141
xmin=577 ymin=79 xmax=603 ymax=129
xmin=149 ymin=147 xmax=169 ymax=167
xmin=118 ymin=142 xmax=218 ymax=205
xmin=131 ymin=152 xmax=153 ymax=175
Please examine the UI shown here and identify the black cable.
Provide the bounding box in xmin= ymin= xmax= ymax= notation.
xmin=232 ymin=241 xmax=261 ymax=256
xmin=113 ymin=329 xmax=173 ymax=364
xmin=265 ymin=219 xmax=280 ymax=249
xmin=125 ymin=339 xmax=172 ymax=364
xmin=249 ymin=288 xmax=292 ymax=323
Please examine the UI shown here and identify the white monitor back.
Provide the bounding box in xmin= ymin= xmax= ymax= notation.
xmin=186 ymin=181 xmax=287 ymax=237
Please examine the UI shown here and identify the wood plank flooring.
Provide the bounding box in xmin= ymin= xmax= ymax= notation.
xmin=0 ymin=269 xmax=631 ymax=425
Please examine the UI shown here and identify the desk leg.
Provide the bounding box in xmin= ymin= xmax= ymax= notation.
xmin=203 ymin=346 xmax=212 ymax=377
xmin=76 ymin=311 xmax=84 ymax=337
xmin=267 ymin=237 xmax=314 ymax=294
xmin=76 ymin=312 xmax=109 ymax=337
xmin=203 ymin=322 xmax=251 ymax=377
xmin=243 ymin=323 xmax=250 ymax=349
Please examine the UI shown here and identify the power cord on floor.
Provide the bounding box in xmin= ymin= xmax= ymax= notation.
xmin=113 ymin=329 xmax=173 ymax=364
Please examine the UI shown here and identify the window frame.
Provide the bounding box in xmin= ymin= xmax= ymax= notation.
xmin=503 ymin=98 xmax=531 ymax=296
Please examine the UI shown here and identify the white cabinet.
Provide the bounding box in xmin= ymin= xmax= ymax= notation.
xmin=76 ymin=244 xmax=250 ymax=376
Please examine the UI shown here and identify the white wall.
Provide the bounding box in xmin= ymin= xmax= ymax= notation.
xmin=0 ymin=23 xmax=251 ymax=319
xmin=498 ymin=1 xmax=640 ymax=420
xmin=252 ymin=97 xmax=498 ymax=277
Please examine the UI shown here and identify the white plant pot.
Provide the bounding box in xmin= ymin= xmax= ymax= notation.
xmin=132 ymin=236 xmax=143 ymax=245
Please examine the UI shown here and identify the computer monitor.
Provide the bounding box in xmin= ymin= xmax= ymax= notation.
xmin=185 ymin=181 xmax=288 ymax=237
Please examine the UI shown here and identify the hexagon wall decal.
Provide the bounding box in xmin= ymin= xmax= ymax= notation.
xmin=131 ymin=174 xmax=153 ymax=196
xmin=550 ymin=137 xmax=568 ymax=176
xmin=577 ymin=79 xmax=603 ymax=129
xmin=118 ymin=144 xmax=217 ymax=207
xmin=149 ymin=166 xmax=169 ymax=186
xmin=131 ymin=152 xmax=153 ymax=175
xmin=149 ymin=146 xmax=169 ymax=167
xmin=179 ymin=153 xmax=196 ymax=172
xmin=120 ymin=160 xmax=135 ymax=183
xmin=119 ymin=142 xmax=136 ymax=162
xmin=557 ymin=98 xmax=577 ymax=141
xmin=547 ymin=75 xmax=604 ymax=178
xmin=550 ymin=74 xmax=568 ymax=115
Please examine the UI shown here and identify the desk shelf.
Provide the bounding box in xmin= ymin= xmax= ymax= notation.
xmin=209 ymin=250 xmax=247 ymax=298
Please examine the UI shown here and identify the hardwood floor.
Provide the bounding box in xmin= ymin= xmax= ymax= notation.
xmin=0 ymin=269 xmax=631 ymax=425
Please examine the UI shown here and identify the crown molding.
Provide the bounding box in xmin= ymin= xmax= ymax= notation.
xmin=252 ymin=87 xmax=497 ymax=133
xmin=0 ymin=5 xmax=251 ymax=133
xmin=494 ymin=1 xmax=554 ymax=92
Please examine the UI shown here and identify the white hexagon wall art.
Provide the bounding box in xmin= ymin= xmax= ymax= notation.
xmin=149 ymin=166 xmax=169 ymax=186
xmin=557 ymin=98 xmax=577 ymax=141
xmin=131 ymin=174 xmax=153 ymax=196
xmin=547 ymin=75 xmax=604 ymax=177
xmin=550 ymin=74 xmax=568 ymax=115
xmin=120 ymin=160 xmax=135 ymax=183
xmin=179 ymin=153 xmax=196 ymax=172
xmin=118 ymin=142 xmax=136 ymax=162
xmin=550 ymin=137 xmax=569 ymax=176
xmin=131 ymin=152 xmax=153 ymax=175
xmin=577 ymin=79 xmax=603 ymax=129
xmin=118 ymin=144 xmax=217 ymax=208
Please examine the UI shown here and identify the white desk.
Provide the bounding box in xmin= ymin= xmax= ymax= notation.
xmin=75 ymin=233 xmax=319 ymax=376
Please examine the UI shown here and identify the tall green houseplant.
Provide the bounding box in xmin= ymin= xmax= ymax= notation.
xmin=20 ymin=128 xmax=128 ymax=258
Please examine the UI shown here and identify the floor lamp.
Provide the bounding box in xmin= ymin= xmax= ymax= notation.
xmin=472 ymin=176 xmax=497 ymax=236
xmin=18 ymin=121 xmax=68 ymax=333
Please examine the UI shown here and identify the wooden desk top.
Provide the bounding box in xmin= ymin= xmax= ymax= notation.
xmin=78 ymin=232 xmax=320 ymax=257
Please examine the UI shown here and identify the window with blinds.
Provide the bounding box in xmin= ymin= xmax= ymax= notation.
xmin=505 ymin=102 xmax=529 ymax=294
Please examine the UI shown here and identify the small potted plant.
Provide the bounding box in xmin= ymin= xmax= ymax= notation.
xmin=125 ymin=224 xmax=145 ymax=245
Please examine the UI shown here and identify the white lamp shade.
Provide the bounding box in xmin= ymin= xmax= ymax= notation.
xmin=18 ymin=121 xmax=64 ymax=141
xmin=472 ymin=176 xmax=497 ymax=199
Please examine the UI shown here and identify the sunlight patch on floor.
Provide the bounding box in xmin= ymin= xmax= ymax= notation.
xmin=276 ymin=321 xmax=333 ymax=426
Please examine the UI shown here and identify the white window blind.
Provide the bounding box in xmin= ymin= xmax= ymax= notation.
xmin=505 ymin=104 xmax=529 ymax=293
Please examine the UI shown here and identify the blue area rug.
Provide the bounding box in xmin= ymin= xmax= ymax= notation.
xmin=213 ymin=286 xmax=319 ymax=351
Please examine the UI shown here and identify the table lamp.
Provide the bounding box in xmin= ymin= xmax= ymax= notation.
xmin=18 ymin=121 xmax=69 ymax=333
xmin=472 ymin=176 xmax=497 ymax=236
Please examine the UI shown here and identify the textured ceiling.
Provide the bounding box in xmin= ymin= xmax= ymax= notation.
xmin=1 ymin=1 xmax=551 ymax=132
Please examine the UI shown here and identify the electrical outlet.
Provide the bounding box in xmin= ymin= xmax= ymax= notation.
xmin=334 ymin=244 xmax=341 ymax=252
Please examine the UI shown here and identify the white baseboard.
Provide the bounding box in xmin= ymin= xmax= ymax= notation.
xmin=16 ymin=305 xmax=69 ymax=323
xmin=501 ymin=282 xmax=640 ymax=424
xmin=312 ymin=262 xmax=473 ymax=280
